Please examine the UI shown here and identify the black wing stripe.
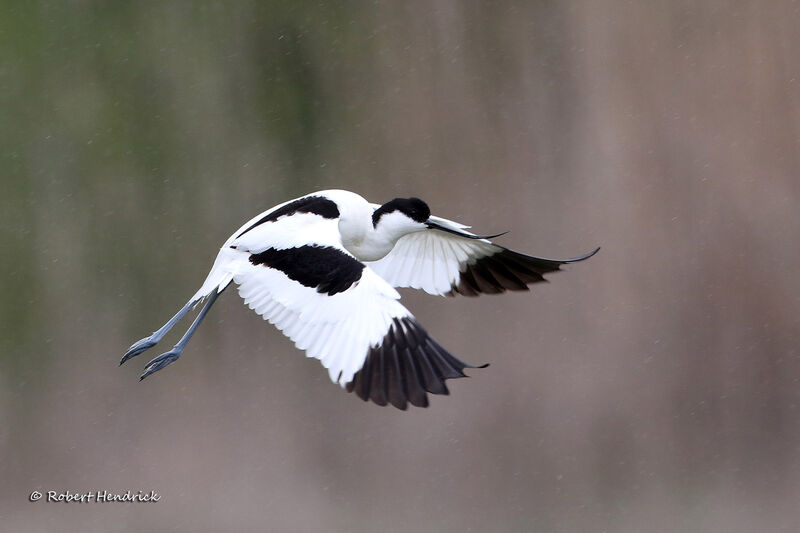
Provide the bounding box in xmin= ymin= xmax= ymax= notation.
xmin=249 ymin=246 xmax=364 ymax=296
xmin=346 ymin=317 xmax=484 ymax=409
xmin=236 ymin=196 xmax=339 ymax=238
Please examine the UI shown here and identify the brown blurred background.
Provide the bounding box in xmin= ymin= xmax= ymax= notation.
xmin=2 ymin=1 xmax=800 ymax=531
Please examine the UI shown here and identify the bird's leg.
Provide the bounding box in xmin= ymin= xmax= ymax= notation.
xmin=120 ymin=298 xmax=197 ymax=365
xmin=139 ymin=288 xmax=223 ymax=380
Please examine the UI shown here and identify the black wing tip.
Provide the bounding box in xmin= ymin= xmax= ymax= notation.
xmin=345 ymin=317 xmax=485 ymax=410
xmin=446 ymin=244 xmax=599 ymax=297
xmin=561 ymin=246 xmax=601 ymax=264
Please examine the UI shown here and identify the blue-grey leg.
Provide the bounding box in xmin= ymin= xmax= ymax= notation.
xmin=139 ymin=288 xmax=223 ymax=380
xmin=120 ymin=298 xmax=197 ymax=365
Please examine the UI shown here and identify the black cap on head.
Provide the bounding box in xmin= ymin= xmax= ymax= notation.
xmin=372 ymin=197 xmax=431 ymax=227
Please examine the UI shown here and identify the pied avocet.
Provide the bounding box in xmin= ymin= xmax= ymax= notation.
xmin=121 ymin=189 xmax=598 ymax=409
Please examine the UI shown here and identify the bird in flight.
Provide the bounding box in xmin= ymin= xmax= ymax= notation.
xmin=121 ymin=189 xmax=598 ymax=409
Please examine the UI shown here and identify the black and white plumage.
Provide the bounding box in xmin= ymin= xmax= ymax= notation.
xmin=121 ymin=189 xmax=598 ymax=410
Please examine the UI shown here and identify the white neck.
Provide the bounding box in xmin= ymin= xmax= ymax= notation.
xmin=340 ymin=211 xmax=425 ymax=261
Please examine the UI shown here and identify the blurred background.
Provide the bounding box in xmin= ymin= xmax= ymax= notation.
xmin=2 ymin=1 xmax=800 ymax=531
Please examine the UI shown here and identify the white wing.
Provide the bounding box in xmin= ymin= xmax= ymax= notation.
xmin=367 ymin=214 xmax=599 ymax=297
xmin=235 ymin=260 xmax=407 ymax=385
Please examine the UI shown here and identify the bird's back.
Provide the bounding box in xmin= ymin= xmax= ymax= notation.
xmin=192 ymin=190 xmax=369 ymax=301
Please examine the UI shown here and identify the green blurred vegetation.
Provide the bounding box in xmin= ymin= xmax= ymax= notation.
xmin=0 ymin=1 xmax=366 ymax=377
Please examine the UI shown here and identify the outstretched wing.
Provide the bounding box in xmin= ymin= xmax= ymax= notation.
xmin=367 ymin=214 xmax=599 ymax=297
xmin=227 ymin=214 xmax=482 ymax=409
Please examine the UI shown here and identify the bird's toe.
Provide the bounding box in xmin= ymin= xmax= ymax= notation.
xmin=120 ymin=337 xmax=158 ymax=365
xmin=139 ymin=350 xmax=181 ymax=380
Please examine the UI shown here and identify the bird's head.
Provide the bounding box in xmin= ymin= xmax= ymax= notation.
xmin=372 ymin=197 xmax=432 ymax=237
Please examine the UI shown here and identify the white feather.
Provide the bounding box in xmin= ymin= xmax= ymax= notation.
xmin=366 ymin=215 xmax=501 ymax=296
xmin=234 ymin=264 xmax=410 ymax=386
